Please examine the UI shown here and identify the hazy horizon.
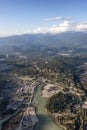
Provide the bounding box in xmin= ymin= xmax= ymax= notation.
xmin=0 ymin=0 xmax=87 ymax=37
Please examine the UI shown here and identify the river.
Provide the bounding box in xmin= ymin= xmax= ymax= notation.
xmin=33 ymin=86 xmax=63 ymax=130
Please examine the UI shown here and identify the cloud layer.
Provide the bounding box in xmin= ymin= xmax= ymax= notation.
xmin=31 ymin=21 xmax=87 ymax=34
xmin=1 ymin=17 xmax=87 ymax=37
xmin=44 ymin=16 xmax=72 ymax=21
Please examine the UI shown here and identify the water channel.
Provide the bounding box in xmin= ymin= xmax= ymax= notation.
xmin=33 ymin=86 xmax=63 ymax=130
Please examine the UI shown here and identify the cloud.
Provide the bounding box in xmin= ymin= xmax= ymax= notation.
xmin=31 ymin=21 xmax=87 ymax=34
xmin=44 ymin=16 xmax=72 ymax=21
xmin=1 ymin=20 xmax=87 ymax=37
xmin=76 ymin=23 xmax=87 ymax=31
xmin=31 ymin=20 xmax=72 ymax=34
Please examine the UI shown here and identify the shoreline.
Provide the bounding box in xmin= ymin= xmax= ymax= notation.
xmin=33 ymin=85 xmax=63 ymax=130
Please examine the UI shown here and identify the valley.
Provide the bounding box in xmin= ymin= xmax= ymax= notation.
xmin=0 ymin=33 xmax=87 ymax=130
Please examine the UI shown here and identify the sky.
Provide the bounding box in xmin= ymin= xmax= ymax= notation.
xmin=0 ymin=0 xmax=87 ymax=36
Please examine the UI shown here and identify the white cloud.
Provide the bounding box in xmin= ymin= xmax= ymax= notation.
xmin=44 ymin=16 xmax=72 ymax=21
xmin=31 ymin=20 xmax=72 ymax=34
xmin=1 ymin=19 xmax=87 ymax=37
xmin=31 ymin=21 xmax=87 ymax=34
xmin=76 ymin=23 xmax=87 ymax=31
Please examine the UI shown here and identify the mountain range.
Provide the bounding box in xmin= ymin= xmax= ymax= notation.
xmin=0 ymin=31 xmax=87 ymax=54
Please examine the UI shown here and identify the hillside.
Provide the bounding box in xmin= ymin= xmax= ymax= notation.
xmin=0 ymin=32 xmax=87 ymax=55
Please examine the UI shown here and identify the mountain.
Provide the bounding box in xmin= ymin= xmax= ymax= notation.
xmin=0 ymin=32 xmax=87 ymax=54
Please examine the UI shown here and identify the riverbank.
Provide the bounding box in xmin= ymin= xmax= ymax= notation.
xmin=33 ymin=85 xmax=63 ymax=130
xmin=0 ymin=79 xmax=64 ymax=130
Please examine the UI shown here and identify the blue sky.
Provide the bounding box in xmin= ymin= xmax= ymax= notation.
xmin=0 ymin=0 xmax=87 ymax=36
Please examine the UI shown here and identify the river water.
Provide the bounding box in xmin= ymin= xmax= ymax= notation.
xmin=33 ymin=86 xmax=63 ymax=130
